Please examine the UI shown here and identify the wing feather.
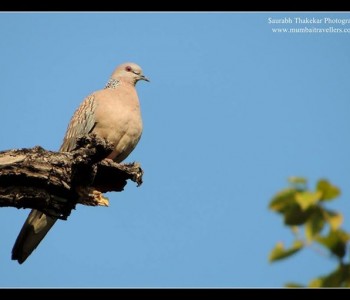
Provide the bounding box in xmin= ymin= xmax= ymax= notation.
xmin=59 ymin=94 xmax=97 ymax=152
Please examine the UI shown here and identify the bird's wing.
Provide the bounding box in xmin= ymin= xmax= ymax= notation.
xmin=59 ymin=93 xmax=97 ymax=152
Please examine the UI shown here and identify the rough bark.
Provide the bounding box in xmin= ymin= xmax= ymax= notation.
xmin=0 ymin=135 xmax=143 ymax=220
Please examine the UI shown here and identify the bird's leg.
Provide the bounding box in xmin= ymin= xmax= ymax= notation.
xmin=76 ymin=186 xmax=109 ymax=207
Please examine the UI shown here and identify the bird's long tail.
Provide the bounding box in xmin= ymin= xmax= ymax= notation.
xmin=12 ymin=209 xmax=57 ymax=264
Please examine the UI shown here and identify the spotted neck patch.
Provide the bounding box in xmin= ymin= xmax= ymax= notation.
xmin=104 ymin=78 xmax=120 ymax=89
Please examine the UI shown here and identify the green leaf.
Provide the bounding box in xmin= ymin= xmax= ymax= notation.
xmin=308 ymin=278 xmax=323 ymax=287
xmin=316 ymin=179 xmax=340 ymax=201
xmin=323 ymin=209 xmax=343 ymax=231
xmin=305 ymin=208 xmax=325 ymax=242
xmin=283 ymin=204 xmax=314 ymax=226
xmin=269 ymin=188 xmax=297 ymax=213
xmin=269 ymin=240 xmax=303 ymax=263
xmin=284 ymin=282 xmax=305 ymax=288
xmin=288 ymin=177 xmax=308 ymax=192
xmin=288 ymin=177 xmax=307 ymax=186
xmin=308 ymin=265 xmax=350 ymax=287
xmin=316 ymin=229 xmax=350 ymax=259
xmin=295 ymin=191 xmax=321 ymax=211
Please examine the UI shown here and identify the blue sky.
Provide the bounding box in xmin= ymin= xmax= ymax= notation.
xmin=0 ymin=12 xmax=349 ymax=287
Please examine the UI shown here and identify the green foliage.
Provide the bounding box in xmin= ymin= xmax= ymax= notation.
xmin=316 ymin=230 xmax=350 ymax=259
xmin=308 ymin=264 xmax=350 ymax=287
xmin=316 ymin=179 xmax=340 ymax=201
xmin=269 ymin=177 xmax=350 ymax=287
xmin=269 ymin=240 xmax=303 ymax=262
xmin=285 ymin=282 xmax=305 ymax=287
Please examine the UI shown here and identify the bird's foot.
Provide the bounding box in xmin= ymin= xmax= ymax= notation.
xmin=76 ymin=186 xmax=110 ymax=207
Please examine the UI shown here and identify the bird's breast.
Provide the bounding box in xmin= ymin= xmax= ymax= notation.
xmin=93 ymin=89 xmax=143 ymax=162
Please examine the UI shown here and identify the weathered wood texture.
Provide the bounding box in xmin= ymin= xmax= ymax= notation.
xmin=0 ymin=136 xmax=143 ymax=220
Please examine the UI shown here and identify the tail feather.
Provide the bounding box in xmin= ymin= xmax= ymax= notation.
xmin=12 ymin=209 xmax=57 ymax=264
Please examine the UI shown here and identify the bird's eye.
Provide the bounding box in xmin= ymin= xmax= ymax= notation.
xmin=125 ymin=66 xmax=132 ymax=72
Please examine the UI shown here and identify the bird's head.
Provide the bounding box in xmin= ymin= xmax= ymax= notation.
xmin=112 ymin=62 xmax=149 ymax=86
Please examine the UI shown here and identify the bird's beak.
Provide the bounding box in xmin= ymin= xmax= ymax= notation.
xmin=140 ymin=75 xmax=150 ymax=82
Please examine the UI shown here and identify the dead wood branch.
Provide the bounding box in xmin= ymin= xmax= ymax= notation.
xmin=0 ymin=135 xmax=143 ymax=220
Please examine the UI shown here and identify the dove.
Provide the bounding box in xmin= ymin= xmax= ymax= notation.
xmin=12 ymin=62 xmax=149 ymax=264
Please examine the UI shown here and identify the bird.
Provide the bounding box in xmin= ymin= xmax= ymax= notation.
xmin=11 ymin=62 xmax=149 ymax=264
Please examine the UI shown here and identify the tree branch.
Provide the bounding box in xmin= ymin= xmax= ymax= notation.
xmin=0 ymin=135 xmax=143 ymax=220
